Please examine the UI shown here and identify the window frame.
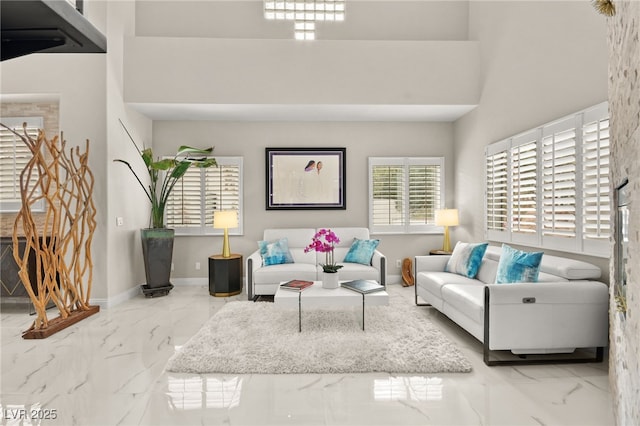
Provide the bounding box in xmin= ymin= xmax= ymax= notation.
xmin=0 ymin=117 xmax=45 ymax=213
xmin=484 ymin=102 xmax=610 ymax=257
xmin=368 ymin=156 xmax=445 ymax=235
xmin=165 ymin=156 xmax=243 ymax=237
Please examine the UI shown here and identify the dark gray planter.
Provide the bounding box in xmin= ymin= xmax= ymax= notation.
xmin=140 ymin=228 xmax=174 ymax=297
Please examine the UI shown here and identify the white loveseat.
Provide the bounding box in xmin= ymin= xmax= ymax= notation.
xmin=247 ymin=227 xmax=387 ymax=300
xmin=414 ymin=246 xmax=609 ymax=365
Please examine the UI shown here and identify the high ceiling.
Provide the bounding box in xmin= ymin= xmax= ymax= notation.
xmin=129 ymin=1 xmax=476 ymax=122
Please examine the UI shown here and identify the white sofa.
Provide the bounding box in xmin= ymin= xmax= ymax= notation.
xmin=247 ymin=227 xmax=387 ymax=300
xmin=414 ymin=246 xmax=609 ymax=365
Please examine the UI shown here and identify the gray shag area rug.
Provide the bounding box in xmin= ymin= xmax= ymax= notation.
xmin=166 ymin=300 xmax=472 ymax=374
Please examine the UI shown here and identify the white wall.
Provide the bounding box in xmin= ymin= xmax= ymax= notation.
xmin=153 ymin=120 xmax=455 ymax=280
xmin=1 ymin=0 xmax=153 ymax=304
xmin=453 ymin=1 xmax=609 ymax=273
xmin=105 ymin=0 xmax=154 ymax=301
xmin=1 ymin=54 xmax=109 ymax=298
xmin=124 ymin=38 xmax=479 ymax=107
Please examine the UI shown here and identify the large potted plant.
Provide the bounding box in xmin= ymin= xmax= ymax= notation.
xmin=114 ymin=120 xmax=216 ymax=297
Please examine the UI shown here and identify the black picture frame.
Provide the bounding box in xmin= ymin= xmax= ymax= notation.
xmin=266 ymin=148 xmax=346 ymax=210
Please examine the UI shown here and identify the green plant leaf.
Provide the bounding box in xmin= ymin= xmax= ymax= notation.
xmin=151 ymin=159 xmax=175 ymax=170
xmin=115 ymin=119 xmax=218 ymax=229
xmin=141 ymin=148 xmax=153 ymax=167
xmin=177 ymin=145 xmax=214 ymax=156
xmin=170 ymin=161 xmax=191 ymax=179
xmin=192 ymin=158 xmax=217 ymax=168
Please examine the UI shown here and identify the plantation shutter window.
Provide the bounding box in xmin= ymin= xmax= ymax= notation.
xmin=485 ymin=141 xmax=509 ymax=241
xmin=510 ymin=132 xmax=539 ymax=244
xmin=165 ymin=168 xmax=202 ymax=227
xmin=541 ymin=118 xmax=578 ymax=253
xmin=582 ymin=103 xmax=611 ymax=255
xmin=484 ymin=102 xmax=610 ymax=257
xmin=409 ymin=163 xmax=442 ymax=226
xmin=370 ymin=163 xmax=405 ymax=232
xmin=0 ymin=117 xmax=44 ymax=212
xmin=369 ymin=157 xmax=444 ymax=234
xmin=165 ymin=157 xmax=243 ymax=236
xmin=204 ymin=164 xmax=241 ymax=228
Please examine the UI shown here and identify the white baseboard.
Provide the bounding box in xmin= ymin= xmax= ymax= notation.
xmin=387 ymin=274 xmax=402 ymax=285
xmin=89 ymin=278 xmax=209 ymax=309
xmin=90 ymin=275 xmax=394 ymax=308
xmin=90 ymin=284 xmax=141 ymax=309
xmin=172 ymin=277 xmax=207 ymax=286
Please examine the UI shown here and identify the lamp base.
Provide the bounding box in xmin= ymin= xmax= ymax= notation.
xmin=222 ymin=228 xmax=231 ymax=258
xmin=442 ymin=226 xmax=452 ymax=253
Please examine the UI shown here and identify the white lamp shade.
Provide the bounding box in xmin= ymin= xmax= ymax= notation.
xmin=435 ymin=209 xmax=459 ymax=227
xmin=213 ymin=210 xmax=238 ymax=229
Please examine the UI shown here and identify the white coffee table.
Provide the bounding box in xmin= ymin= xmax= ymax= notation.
xmin=274 ymin=281 xmax=389 ymax=332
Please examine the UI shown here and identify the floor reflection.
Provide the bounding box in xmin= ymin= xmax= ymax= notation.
xmin=373 ymin=376 xmax=443 ymax=402
xmin=166 ymin=376 xmax=243 ymax=410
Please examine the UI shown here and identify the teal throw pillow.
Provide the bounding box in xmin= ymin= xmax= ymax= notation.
xmin=496 ymin=244 xmax=543 ymax=284
xmin=344 ymin=238 xmax=380 ymax=265
xmin=445 ymin=242 xmax=489 ymax=278
xmin=258 ymin=238 xmax=294 ymax=266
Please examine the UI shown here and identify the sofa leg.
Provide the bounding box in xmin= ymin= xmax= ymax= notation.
xmin=413 ymin=261 xmax=430 ymax=306
xmin=483 ymin=346 xmax=605 ymax=366
xmin=414 ymin=284 xmax=431 ymax=307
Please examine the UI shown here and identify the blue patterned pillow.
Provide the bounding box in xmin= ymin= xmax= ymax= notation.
xmin=258 ymin=238 xmax=294 ymax=266
xmin=344 ymin=238 xmax=380 ymax=265
xmin=496 ymin=244 xmax=543 ymax=284
xmin=445 ymin=242 xmax=488 ymax=278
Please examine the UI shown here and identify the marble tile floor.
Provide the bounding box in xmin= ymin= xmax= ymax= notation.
xmin=0 ymin=283 xmax=614 ymax=426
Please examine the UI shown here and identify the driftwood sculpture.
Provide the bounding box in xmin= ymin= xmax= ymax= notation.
xmin=1 ymin=123 xmax=99 ymax=339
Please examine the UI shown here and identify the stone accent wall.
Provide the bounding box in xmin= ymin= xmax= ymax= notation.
xmin=0 ymin=102 xmax=59 ymax=237
xmin=607 ymin=1 xmax=640 ymax=424
xmin=0 ymin=101 xmax=59 ymax=137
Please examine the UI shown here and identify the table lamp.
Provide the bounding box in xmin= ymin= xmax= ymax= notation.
xmin=213 ymin=210 xmax=238 ymax=258
xmin=435 ymin=209 xmax=459 ymax=253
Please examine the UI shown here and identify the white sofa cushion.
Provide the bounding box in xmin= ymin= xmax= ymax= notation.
xmin=417 ymin=271 xmax=480 ymax=300
xmin=476 ymin=258 xmax=499 ymax=284
xmin=253 ymin=263 xmax=318 ymax=284
xmin=336 ymin=262 xmax=380 ymax=282
xmin=538 ymin=255 xmax=601 ymax=280
xmin=442 ymin=284 xmax=485 ymax=325
xmin=537 ymin=271 xmax=568 ymax=282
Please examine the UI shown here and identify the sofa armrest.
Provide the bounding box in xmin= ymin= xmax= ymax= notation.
xmin=414 ymin=255 xmax=450 ymax=274
xmin=484 ymin=281 xmax=609 ymax=352
xmin=371 ymin=250 xmax=386 ymax=286
xmin=246 ymin=250 xmax=262 ymax=300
